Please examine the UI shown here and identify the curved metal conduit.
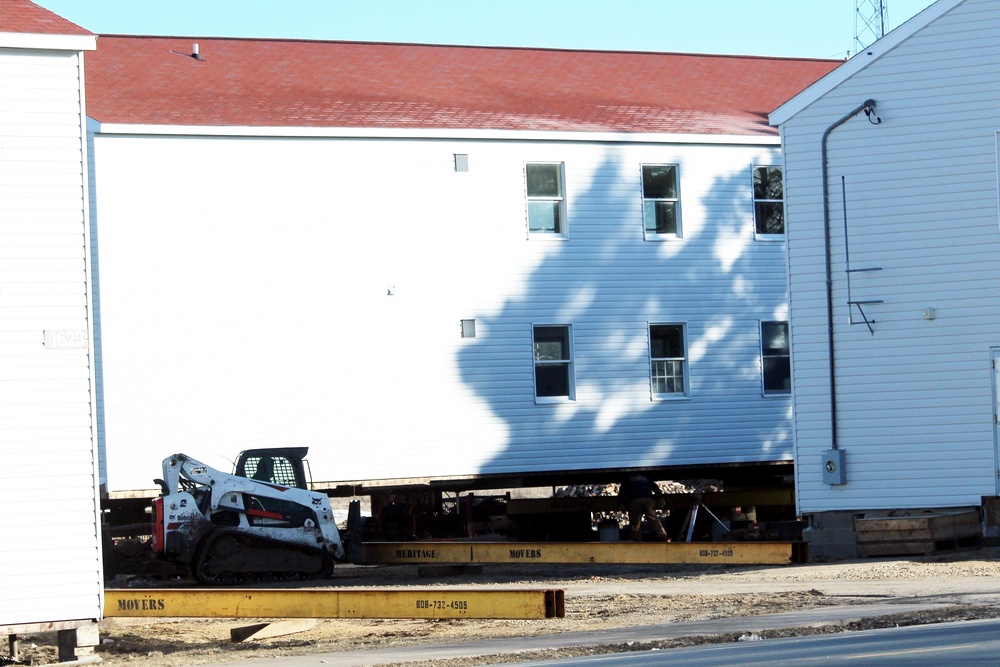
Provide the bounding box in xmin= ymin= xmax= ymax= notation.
xmin=819 ymin=99 xmax=879 ymax=451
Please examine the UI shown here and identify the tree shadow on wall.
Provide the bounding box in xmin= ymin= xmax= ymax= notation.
xmin=456 ymin=153 xmax=793 ymax=483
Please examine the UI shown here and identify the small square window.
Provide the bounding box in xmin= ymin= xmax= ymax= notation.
xmin=533 ymin=325 xmax=574 ymax=400
xmin=761 ymin=321 xmax=791 ymax=395
xmin=642 ymin=164 xmax=680 ymax=238
xmin=753 ymin=166 xmax=784 ymax=236
xmin=526 ymin=163 xmax=565 ymax=235
xmin=649 ymin=323 xmax=687 ymax=397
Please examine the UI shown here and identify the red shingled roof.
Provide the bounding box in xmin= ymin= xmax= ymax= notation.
xmin=85 ymin=36 xmax=839 ymax=135
xmin=0 ymin=0 xmax=91 ymax=36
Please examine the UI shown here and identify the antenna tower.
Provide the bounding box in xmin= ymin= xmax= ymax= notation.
xmin=854 ymin=0 xmax=888 ymax=53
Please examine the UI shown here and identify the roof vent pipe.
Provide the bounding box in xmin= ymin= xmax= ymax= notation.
xmin=820 ymin=98 xmax=879 ymax=451
xmin=191 ymin=43 xmax=202 ymax=60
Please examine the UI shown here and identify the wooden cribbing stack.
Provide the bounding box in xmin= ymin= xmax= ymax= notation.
xmin=855 ymin=509 xmax=981 ymax=557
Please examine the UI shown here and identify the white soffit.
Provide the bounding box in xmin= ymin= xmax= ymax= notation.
xmin=86 ymin=122 xmax=782 ymax=146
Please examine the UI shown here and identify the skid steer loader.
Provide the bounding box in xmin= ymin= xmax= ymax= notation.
xmin=151 ymin=452 xmax=344 ymax=584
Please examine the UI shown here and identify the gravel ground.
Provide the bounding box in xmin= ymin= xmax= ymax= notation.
xmin=11 ymin=548 xmax=1000 ymax=666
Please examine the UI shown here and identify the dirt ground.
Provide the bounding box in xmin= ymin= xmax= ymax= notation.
xmin=11 ymin=548 xmax=1000 ymax=666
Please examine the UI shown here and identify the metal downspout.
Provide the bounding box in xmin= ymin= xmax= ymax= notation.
xmin=819 ymin=99 xmax=877 ymax=450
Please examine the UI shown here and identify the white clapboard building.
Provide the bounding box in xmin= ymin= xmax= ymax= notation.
xmin=771 ymin=0 xmax=1000 ymax=557
xmin=81 ymin=37 xmax=836 ymax=497
xmin=0 ymin=0 xmax=102 ymax=659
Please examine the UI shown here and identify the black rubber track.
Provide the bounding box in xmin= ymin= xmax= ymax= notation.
xmin=192 ymin=528 xmax=335 ymax=585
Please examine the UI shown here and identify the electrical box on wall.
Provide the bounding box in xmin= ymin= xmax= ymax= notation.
xmin=822 ymin=449 xmax=847 ymax=485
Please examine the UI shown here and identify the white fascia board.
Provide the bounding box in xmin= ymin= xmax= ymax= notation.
xmin=0 ymin=32 xmax=96 ymax=52
xmin=769 ymin=0 xmax=965 ymax=126
xmin=87 ymin=121 xmax=780 ymax=146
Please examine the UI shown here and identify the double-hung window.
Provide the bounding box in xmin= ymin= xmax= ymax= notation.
xmin=533 ymin=325 xmax=574 ymax=400
xmin=761 ymin=321 xmax=791 ymax=395
xmin=753 ymin=166 xmax=784 ymax=236
xmin=642 ymin=164 xmax=680 ymax=238
xmin=526 ymin=163 xmax=565 ymax=235
xmin=649 ymin=323 xmax=687 ymax=398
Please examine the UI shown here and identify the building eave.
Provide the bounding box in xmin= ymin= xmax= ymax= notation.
xmin=0 ymin=31 xmax=96 ymax=51
xmin=769 ymin=0 xmax=965 ymax=126
xmin=87 ymin=121 xmax=782 ymax=146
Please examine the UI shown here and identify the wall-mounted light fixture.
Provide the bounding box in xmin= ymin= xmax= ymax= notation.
xmin=460 ymin=319 xmax=476 ymax=338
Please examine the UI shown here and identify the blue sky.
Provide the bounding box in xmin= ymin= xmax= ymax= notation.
xmin=35 ymin=0 xmax=938 ymax=59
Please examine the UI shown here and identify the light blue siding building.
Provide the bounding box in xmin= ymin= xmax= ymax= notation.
xmin=772 ymin=0 xmax=1000 ymax=557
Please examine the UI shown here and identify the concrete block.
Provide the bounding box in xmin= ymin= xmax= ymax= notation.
xmin=231 ymin=619 xmax=317 ymax=643
xmin=982 ymin=497 xmax=1000 ymax=537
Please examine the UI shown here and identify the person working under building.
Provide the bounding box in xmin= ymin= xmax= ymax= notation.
xmin=618 ymin=473 xmax=669 ymax=542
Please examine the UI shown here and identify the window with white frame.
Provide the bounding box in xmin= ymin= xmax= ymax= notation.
xmin=761 ymin=321 xmax=791 ymax=395
xmin=533 ymin=325 xmax=573 ymax=399
xmin=753 ymin=166 xmax=784 ymax=235
xmin=526 ymin=163 xmax=565 ymax=234
xmin=649 ymin=323 xmax=687 ymax=397
xmin=642 ymin=164 xmax=680 ymax=237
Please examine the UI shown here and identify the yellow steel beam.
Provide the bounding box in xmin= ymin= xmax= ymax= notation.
xmin=105 ymin=588 xmax=564 ymax=620
xmin=363 ymin=541 xmax=797 ymax=565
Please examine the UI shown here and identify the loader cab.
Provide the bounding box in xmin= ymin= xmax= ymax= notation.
xmin=235 ymin=447 xmax=310 ymax=489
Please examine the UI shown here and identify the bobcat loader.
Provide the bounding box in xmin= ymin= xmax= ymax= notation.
xmin=151 ymin=451 xmax=344 ymax=584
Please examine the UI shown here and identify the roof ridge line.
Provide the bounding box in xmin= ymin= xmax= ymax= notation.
xmin=95 ymin=34 xmax=839 ymax=63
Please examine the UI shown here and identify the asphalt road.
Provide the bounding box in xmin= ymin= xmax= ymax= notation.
xmin=500 ymin=617 xmax=1000 ymax=666
xmin=217 ymin=602 xmax=982 ymax=667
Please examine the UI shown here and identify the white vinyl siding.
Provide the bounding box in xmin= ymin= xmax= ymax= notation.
xmin=90 ymin=132 xmax=790 ymax=491
xmin=0 ymin=48 xmax=102 ymax=627
xmin=779 ymin=0 xmax=1000 ymax=513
